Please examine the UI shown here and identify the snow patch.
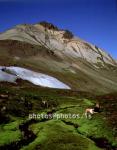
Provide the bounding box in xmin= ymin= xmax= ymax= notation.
xmin=0 ymin=70 xmax=17 ymax=83
xmin=0 ymin=66 xmax=70 ymax=89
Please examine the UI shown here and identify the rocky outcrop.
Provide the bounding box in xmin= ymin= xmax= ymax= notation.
xmin=0 ymin=21 xmax=116 ymax=66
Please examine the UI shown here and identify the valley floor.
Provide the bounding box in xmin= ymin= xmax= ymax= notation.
xmin=0 ymin=82 xmax=117 ymax=150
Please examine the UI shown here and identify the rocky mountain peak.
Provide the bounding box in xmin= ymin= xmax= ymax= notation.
xmin=0 ymin=21 xmax=116 ymax=67
xmin=39 ymin=21 xmax=60 ymax=31
xmin=0 ymin=21 xmax=117 ymax=93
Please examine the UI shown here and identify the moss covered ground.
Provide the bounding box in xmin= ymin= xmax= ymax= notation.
xmin=0 ymin=82 xmax=117 ymax=150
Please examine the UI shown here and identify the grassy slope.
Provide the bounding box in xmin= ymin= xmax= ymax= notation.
xmin=0 ymin=82 xmax=117 ymax=150
xmin=0 ymin=39 xmax=117 ymax=94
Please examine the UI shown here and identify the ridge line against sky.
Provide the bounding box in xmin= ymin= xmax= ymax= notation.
xmin=0 ymin=0 xmax=117 ymax=59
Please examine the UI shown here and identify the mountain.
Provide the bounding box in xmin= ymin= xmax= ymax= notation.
xmin=0 ymin=21 xmax=117 ymax=150
xmin=0 ymin=21 xmax=117 ymax=93
xmin=0 ymin=22 xmax=116 ymax=65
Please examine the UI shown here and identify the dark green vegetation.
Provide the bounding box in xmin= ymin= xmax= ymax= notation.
xmin=0 ymin=82 xmax=117 ymax=150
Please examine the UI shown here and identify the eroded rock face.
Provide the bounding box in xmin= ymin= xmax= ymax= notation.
xmin=0 ymin=22 xmax=117 ymax=93
xmin=0 ymin=22 xmax=116 ymax=66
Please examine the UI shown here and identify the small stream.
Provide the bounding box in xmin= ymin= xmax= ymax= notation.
xmin=89 ymin=137 xmax=117 ymax=150
xmin=62 ymin=120 xmax=117 ymax=150
xmin=0 ymin=105 xmax=117 ymax=150
xmin=0 ymin=119 xmax=37 ymax=150
xmin=0 ymin=111 xmax=55 ymax=150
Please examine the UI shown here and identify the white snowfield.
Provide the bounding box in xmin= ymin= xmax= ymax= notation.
xmin=0 ymin=66 xmax=70 ymax=89
xmin=0 ymin=70 xmax=17 ymax=83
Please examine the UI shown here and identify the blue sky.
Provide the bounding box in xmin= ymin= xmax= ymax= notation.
xmin=0 ymin=0 xmax=117 ymax=59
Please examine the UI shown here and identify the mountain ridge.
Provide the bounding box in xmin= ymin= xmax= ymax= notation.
xmin=0 ymin=21 xmax=116 ymax=66
xmin=0 ymin=21 xmax=117 ymax=93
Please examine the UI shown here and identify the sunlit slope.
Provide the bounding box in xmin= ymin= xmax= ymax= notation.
xmin=0 ymin=22 xmax=117 ymax=93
